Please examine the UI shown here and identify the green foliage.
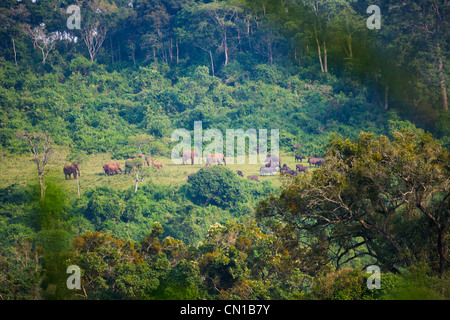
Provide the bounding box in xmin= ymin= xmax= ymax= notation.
xmin=187 ymin=166 xmax=247 ymax=208
xmin=381 ymin=263 xmax=449 ymax=300
xmin=0 ymin=0 xmax=448 ymax=301
xmin=257 ymin=130 xmax=450 ymax=276
xmin=82 ymin=186 xmax=125 ymax=226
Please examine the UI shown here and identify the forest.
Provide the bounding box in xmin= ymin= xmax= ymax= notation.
xmin=0 ymin=0 xmax=448 ymax=300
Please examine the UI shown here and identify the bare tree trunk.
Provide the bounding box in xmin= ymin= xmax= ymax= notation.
xmin=210 ymin=50 xmax=215 ymax=76
xmin=110 ymin=36 xmax=114 ymax=64
xmin=169 ymin=37 xmax=173 ymax=62
xmin=12 ymin=38 xmax=17 ymax=67
xmin=385 ymin=86 xmax=389 ymax=110
xmin=314 ymin=25 xmax=324 ymax=72
xmin=18 ymin=131 xmax=53 ymax=199
xmin=135 ymin=172 xmax=139 ymax=193
xmin=39 ymin=175 xmax=45 ymax=199
xmin=347 ymin=35 xmax=353 ymax=59
xmin=323 ymin=41 xmax=328 ymax=73
xmin=195 ymin=44 xmax=215 ymax=76
xmin=439 ymin=55 xmax=448 ymax=111
xmin=223 ymin=30 xmax=229 ymax=66
xmin=176 ymin=39 xmax=179 ymax=65
xmin=82 ymin=23 xmax=107 ymax=62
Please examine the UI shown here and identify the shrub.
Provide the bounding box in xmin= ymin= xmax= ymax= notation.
xmin=187 ymin=166 xmax=247 ymax=208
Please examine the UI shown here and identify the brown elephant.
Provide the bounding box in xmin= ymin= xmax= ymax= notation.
xmin=182 ymin=150 xmax=200 ymax=165
xmin=103 ymin=162 xmax=122 ymax=176
xmin=247 ymin=175 xmax=259 ymax=182
xmin=308 ymin=157 xmax=325 ymax=167
xmin=64 ymin=163 xmax=81 ymax=179
xmin=206 ymin=153 xmax=226 ymax=166
xmin=152 ymin=161 xmax=163 ymax=169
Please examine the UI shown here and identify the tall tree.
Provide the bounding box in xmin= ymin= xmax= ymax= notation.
xmin=18 ymin=131 xmax=53 ymax=199
xmin=23 ymin=24 xmax=58 ymax=65
xmin=301 ymin=0 xmax=356 ymax=73
xmin=0 ymin=2 xmax=30 ymax=67
xmin=199 ymin=0 xmax=243 ymax=67
xmin=257 ymin=130 xmax=449 ymax=275
xmin=75 ymin=0 xmax=131 ymax=61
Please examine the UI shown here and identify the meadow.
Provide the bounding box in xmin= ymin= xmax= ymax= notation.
xmin=0 ymin=148 xmax=313 ymax=200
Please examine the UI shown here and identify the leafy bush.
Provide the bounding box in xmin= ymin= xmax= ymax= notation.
xmin=83 ymin=187 xmax=125 ymax=226
xmin=187 ymin=166 xmax=248 ymax=208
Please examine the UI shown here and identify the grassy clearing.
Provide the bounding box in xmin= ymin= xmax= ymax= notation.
xmin=0 ymin=149 xmax=315 ymax=200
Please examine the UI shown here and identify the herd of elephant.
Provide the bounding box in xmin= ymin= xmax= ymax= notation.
xmin=181 ymin=150 xmax=226 ymax=166
xmin=62 ymin=153 xmax=163 ymax=180
xmin=62 ymin=148 xmax=325 ymax=182
xmin=62 ymin=151 xmax=225 ymax=180
xmin=248 ymin=153 xmax=325 ymax=182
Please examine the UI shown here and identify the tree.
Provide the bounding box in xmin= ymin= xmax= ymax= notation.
xmin=301 ymin=0 xmax=355 ymax=73
xmin=257 ymin=130 xmax=449 ymax=276
xmin=129 ymin=133 xmax=154 ymax=154
xmin=126 ymin=157 xmax=150 ymax=193
xmin=17 ymin=131 xmax=53 ymax=199
xmin=75 ymin=0 xmax=131 ymax=61
xmin=0 ymin=3 xmax=30 ymax=67
xmin=384 ymin=0 xmax=449 ymax=111
xmin=199 ymin=0 xmax=243 ymax=67
xmin=70 ymin=230 xmax=158 ymax=299
xmin=187 ymin=166 xmax=247 ymax=208
xmin=23 ymin=24 xmax=58 ymax=65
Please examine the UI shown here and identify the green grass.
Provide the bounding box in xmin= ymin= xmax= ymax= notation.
xmin=0 ymin=149 xmax=316 ymax=201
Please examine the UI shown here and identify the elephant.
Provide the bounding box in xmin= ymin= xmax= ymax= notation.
xmin=295 ymin=154 xmax=305 ymax=162
xmin=236 ymin=170 xmax=244 ymax=177
xmin=316 ymin=158 xmax=326 ymax=166
xmin=281 ymin=168 xmax=296 ymax=176
xmin=247 ymin=175 xmax=259 ymax=182
xmin=308 ymin=157 xmax=325 ymax=167
xmin=182 ymin=150 xmax=200 ymax=165
xmin=152 ymin=161 xmax=163 ymax=169
xmin=296 ymin=164 xmax=307 ymax=173
xmin=292 ymin=144 xmax=302 ymax=151
xmin=206 ymin=153 xmax=226 ymax=166
xmin=103 ymin=162 xmax=122 ymax=176
xmin=64 ymin=163 xmax=81 ymax=179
